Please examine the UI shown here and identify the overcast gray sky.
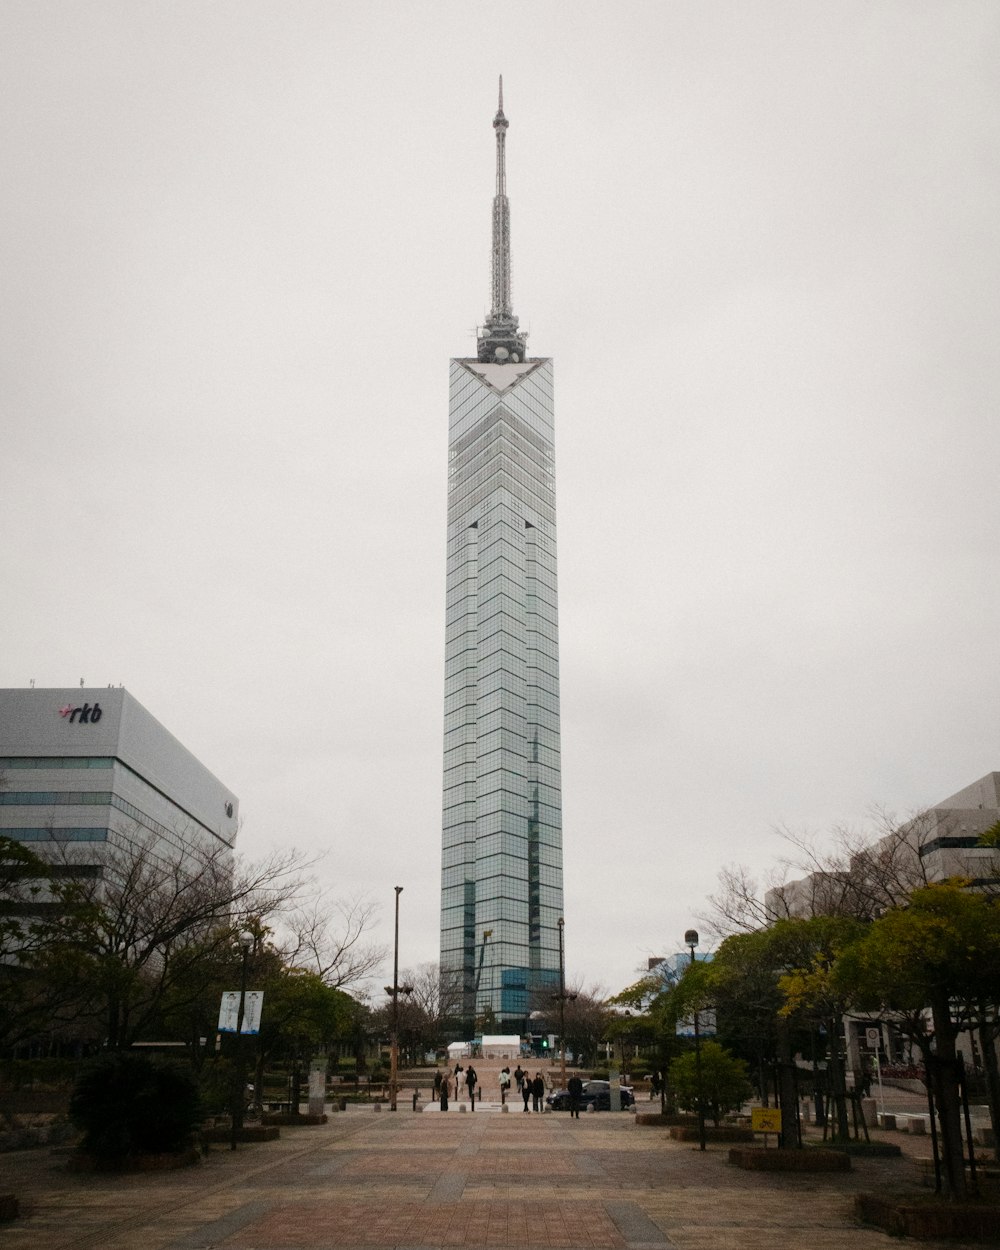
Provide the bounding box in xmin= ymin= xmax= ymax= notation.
xmin=2 ymin=1 xmax=998 ymax=999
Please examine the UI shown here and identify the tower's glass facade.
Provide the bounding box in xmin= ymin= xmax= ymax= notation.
xmin=440 ymin=355 xmax=563 ymax=1033
xmin=440 ymin=84 xmax=563 ymax=1036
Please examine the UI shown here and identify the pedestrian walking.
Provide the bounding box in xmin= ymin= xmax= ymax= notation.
xmin=465 ymin=1064 xmax=478 ymax=1108
xmin=521 ymin=1076 xmax=532 ymax=1112
xmin=499 ymin=1066 xmax=511 ymax=1104
xmin=514 ymin=1064 xmax=524 ymax=1093
xmin=531 ymin=1073 xmax=544 ymax=1113
xmin=433 ymin=1070 xmax=442 ymax=1103
xmin=567 ymin=1073 xmax=584 ymax=1119
xmin=439 ymin=1074 xmax=449 ymax=1111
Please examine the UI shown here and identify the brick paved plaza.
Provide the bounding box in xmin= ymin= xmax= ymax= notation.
xmin=0 ymin=1104 xmax=982 ymax=1250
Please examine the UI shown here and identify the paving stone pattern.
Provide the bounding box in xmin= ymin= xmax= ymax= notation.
xmin=0 ymin=1105 xmax=987 ymax=1250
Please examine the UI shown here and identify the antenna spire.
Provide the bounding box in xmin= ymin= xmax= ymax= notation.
xmin=477 ymin=78 xmax=527 ymax=363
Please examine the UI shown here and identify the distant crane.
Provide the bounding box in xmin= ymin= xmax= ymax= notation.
xmin=473 ymin=928 xmax=493 ymax=997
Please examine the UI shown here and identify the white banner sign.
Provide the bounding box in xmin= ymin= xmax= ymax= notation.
xmin=218 ymin=990 xmax=264 ymax=1035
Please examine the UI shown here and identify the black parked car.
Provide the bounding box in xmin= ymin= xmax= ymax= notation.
xmin=546 ymin=1080 xmax=636 ymax=1112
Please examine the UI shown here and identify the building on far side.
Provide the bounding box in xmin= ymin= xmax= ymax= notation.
xmin=0 ymin=686 xmax=238 ymax=881
xmin=764 ymin=770 xmax=1000 ymax=922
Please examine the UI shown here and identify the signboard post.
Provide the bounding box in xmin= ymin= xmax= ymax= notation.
xmin=751 ymin=1106 xmax=782 ymax=1147
xmin=864 ymin=1026 xmax=883 ymax=1115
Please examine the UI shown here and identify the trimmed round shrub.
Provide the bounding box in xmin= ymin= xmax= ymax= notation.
xmin=70 ymin=1052 xmax=201 ymax=1160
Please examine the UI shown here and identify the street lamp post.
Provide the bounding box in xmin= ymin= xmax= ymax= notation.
xmin=685 ymin=928 xmax=707 ymax=1152
xmin=558 ymin=918 xmax=566 ymax=1089
xmin=230 ymin=931 xmax=253 ymax=1152
xmin=389 ymin=886 xmax=403 ymax=1111
xmin=385 ymin=887 xmax=414 ymax=1112
xmin=552 ymin=917 xmax=577 ymax=1090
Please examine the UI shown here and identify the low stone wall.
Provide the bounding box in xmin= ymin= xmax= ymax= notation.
xmin=729 ymin=1147 xmax=850 ymax=1172
xmin=0 ymin=1091 xmax=71 ymax=1115
xmin=671 ymin=1125 xmax=754 ymax=1143
xmin=200 ymin=1125 xmax=280 ymax=1144
xmin=856 ymin=1193 xmax=1000 ymax=1241
xmin=67 ymin=1148 xmax=201 ymax=1173
xmin=835 ymin=1140 xmax=902 ymax=1158
xmin=0 ymin=1119 xmax=77 ymax=1153
xmin=261 ymin=1112 xmax=327 ymax=1126
xmin=635 ymin=1113 xmax=697 ymax=1128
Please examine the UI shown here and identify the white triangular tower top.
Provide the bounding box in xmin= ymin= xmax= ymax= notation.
xmin=460 ymin=360 xmax=541 ymax=393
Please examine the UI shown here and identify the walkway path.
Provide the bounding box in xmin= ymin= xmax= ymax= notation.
xmin=0 ymin=1103 xmax=986 ymax=1250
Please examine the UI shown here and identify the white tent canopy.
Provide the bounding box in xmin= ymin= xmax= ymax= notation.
xmin=480 ymin=1034 xmax=521 ymax=1058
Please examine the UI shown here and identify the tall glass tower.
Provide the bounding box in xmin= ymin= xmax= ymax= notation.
xmin=440 ymin=81 xmax=563 ymax=1035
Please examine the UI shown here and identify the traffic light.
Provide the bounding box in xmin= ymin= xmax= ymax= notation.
xmin=541 ymin=1038 xmax=549 ymax=1049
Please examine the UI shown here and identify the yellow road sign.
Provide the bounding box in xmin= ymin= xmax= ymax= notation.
xmin=751 ymin=1107 xmax=782 ymax=1134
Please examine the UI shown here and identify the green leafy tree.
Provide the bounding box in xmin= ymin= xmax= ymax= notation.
xmin=252 ymin=968 xmax=354 ymax=1085
xmin=611 ymin=963 xmax=692 ymax=1111
xmin=834 ymin=884 xmax=1000 ymax=1198
xmin=773 ymin=914 xmax=867 ymax=1141
xmin=703 ymin=931 xmax=784 ymax=1104
xmin=978 ymin=819 xmax=1000 ymax=849
xmin=705 ymin=925 xmax=855 ymax=1145
xmin=669 ymin=1041 xmax=752 ymax=1125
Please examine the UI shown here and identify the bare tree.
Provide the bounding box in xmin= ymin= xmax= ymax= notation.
xmin=39 ymin=826 xmax=307 ymax=1049
xmin=405 ymin=962 xmax=461 ymax=1026
xmin=275 ymin=890 xmax=387 ymax=991
xmin=529 ymin=982 xmax=610 ymax=1070
xmin=703 ymin=808 xmax=949 ymax=939
xmin=703 ymin=862 xmax=783 ymax=937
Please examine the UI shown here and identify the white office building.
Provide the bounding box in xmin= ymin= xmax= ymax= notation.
xmin=0 ymin=687 xmax=238 ymax=874
xmin=764 ymin=770 xmax=1000 ymax=922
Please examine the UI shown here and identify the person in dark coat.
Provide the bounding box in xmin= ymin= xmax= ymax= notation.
xmin=531 ymin=1073 xmax=544 ymax=1112
xmin=567 ymin=1074 xmax=584 ymax=1119
xmin=433 ymin=1070 xmax=442 ymax=1102
xmin=521 ymin=1075 xmax=532 ymax=1112
xmin=465 ymin=1065 xmax=477 ymax=1107
xmin=439 ymin=1074 xmax=449 ymax=1111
